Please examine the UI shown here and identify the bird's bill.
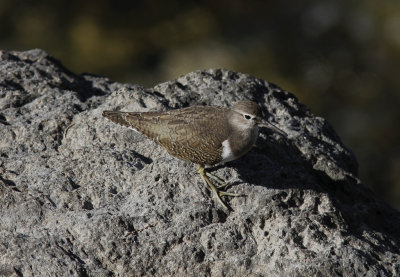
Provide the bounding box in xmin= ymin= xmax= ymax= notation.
xmin=258 ymin=119 xmax=288 ymax=137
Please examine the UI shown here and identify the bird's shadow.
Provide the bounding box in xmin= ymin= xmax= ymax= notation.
xmin=209 ymin=129 xmax=400 ymax=254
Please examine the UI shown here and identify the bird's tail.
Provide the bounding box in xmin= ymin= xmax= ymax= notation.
xmin=102 ymin=111 xmax=134 ymax=129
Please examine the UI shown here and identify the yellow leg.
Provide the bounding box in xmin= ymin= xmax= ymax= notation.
xmin=197 ymin=165 xmax=241 ymax=210
xmin=205 ymin=172 xmax=228 ymax=188
xmin=205 ymin=172 xmax=239 ymax=193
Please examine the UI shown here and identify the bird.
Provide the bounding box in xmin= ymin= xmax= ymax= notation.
xmin=102 ymin=100 xmax=287 ymax=209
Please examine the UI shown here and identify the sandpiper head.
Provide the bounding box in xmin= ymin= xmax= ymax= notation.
xmin=230 ymin=100 xmax=287 ymax=136
xmin=230 ymin=101 xmax=262 ymax=130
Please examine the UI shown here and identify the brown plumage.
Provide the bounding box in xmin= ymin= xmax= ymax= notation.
xmin=103 ymin=106 xmax=233 ymax=166
xmin=102 ymin=100 xmax=286 ymax=209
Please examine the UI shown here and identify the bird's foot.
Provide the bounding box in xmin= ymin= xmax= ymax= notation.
xmin=198 ymin=165 xmax=243 ymax=210
xmin=205 ymin=172 xmax=231 ymax=189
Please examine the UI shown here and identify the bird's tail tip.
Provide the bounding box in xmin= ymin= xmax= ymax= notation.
xmin=102 ymin=110 xmax=114 ymax=117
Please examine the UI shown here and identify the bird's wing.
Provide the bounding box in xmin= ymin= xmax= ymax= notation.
xmin=103 ymin=106 xmax=230 ymax=165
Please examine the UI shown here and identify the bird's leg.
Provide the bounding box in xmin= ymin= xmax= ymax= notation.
xmin=198 ymin=165 xmax=228 ymax=209
xmin=205 ymin=172 xmax=229 ymax=189
xmin=197 ymin=165 xmax=241 ymax=210
xmin=205 ymin=169 xmax=240 ymax=193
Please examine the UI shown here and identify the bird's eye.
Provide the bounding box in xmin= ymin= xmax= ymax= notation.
xmin=244 ymin=114 xmax=252 ymax=120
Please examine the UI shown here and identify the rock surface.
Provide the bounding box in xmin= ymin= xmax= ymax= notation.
xmin=0 ymin=49 xmax=399 ymax=277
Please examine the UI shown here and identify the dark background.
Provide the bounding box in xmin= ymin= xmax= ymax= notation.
xmin=1 ymin=0 xmax=399 ymax=209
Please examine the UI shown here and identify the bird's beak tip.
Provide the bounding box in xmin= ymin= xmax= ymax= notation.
xmin=258 ymin=119 xmax=288 ymax=137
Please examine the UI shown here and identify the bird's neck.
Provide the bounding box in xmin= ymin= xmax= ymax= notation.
xmin=227 ymin=125 xmax=259 ymax=158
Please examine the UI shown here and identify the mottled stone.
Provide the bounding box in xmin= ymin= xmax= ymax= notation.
xmin=0 ymin=49 xmax=399 ymax=277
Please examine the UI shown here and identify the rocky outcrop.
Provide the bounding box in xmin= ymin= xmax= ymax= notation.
xmin=0 ymin=49 xmax=399 ymax=276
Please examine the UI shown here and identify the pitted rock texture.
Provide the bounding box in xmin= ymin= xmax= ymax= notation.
xmin=0 ymin=49 xmax=399 ymax=277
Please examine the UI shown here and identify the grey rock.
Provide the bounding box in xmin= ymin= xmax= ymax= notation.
xmin=0 ymin=49 xmax=399 ymax=277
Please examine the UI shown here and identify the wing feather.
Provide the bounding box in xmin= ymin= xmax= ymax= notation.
xmin=103 ymin=106 xmax=230 ymax=165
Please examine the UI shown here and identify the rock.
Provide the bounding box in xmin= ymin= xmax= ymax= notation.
xmin=0 ymin=49 xmax=399 ymax=276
